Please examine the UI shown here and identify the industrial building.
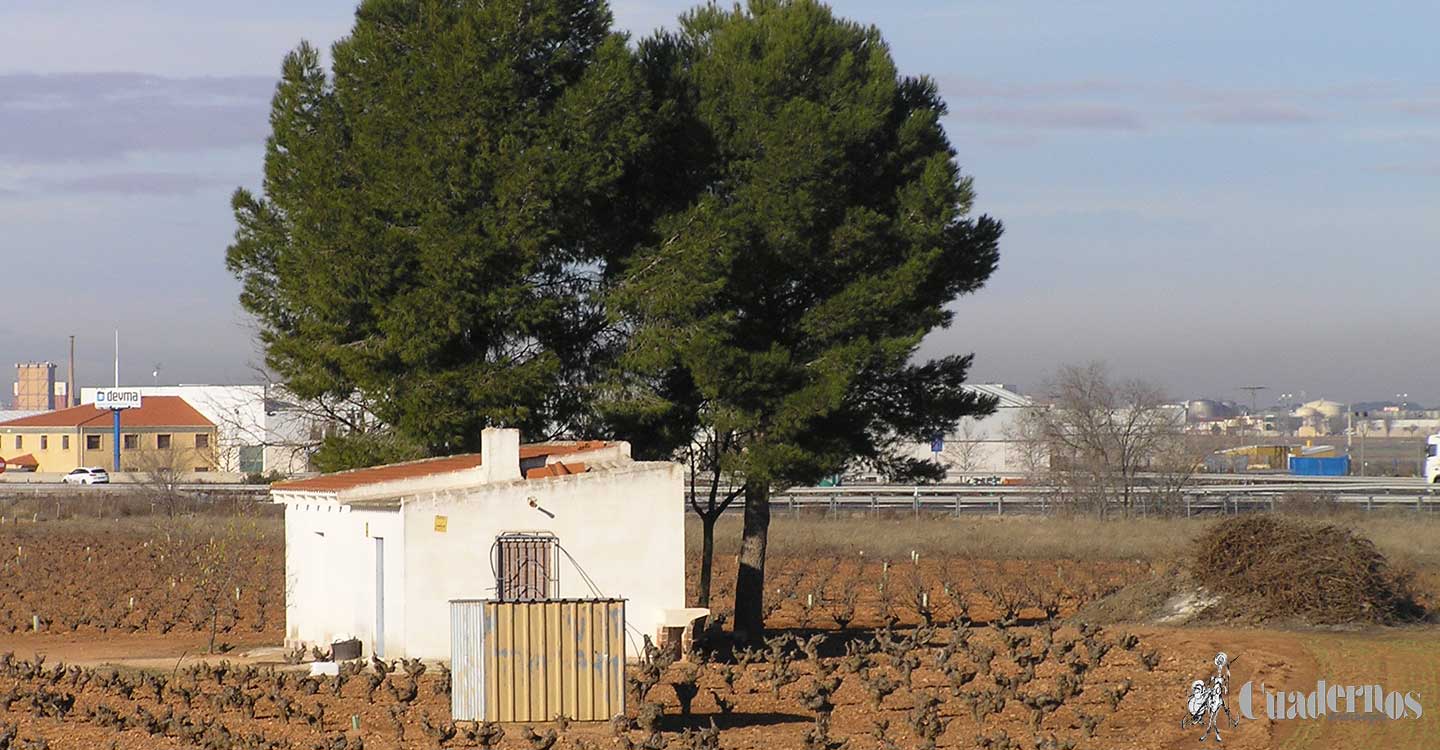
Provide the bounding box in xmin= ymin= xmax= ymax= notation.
xmin=0 ymin=396 xmax=217 ymax=474
xmin=11 ymin=362 xmax=69 ymax=411
xmin=906 ymin=384 xmax=1049 ymax=478
xmin=270 ymin=428 xmax=685 ymax=660
xmin=80 ymin=384 xmax=318 ymax=477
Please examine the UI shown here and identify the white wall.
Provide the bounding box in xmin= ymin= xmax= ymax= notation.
xmin=400 ymin=462 xmax=684 ymax=660
xmin=282 ymin=500 xmax=406 ymax=658
xmin=909 ymin=406 xmax=1048 ymax=476
xmin=279 ymin=461 xmax=686 ymax=661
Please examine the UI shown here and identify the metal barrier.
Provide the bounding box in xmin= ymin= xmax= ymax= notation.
xmin=451 ymin=599 xmax=626 ymax=723
xmin=689 ymin=481 xmax=1439 ymax=517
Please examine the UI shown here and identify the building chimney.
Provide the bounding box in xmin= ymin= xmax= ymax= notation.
xmin=67 ymin=336 xmax=76 ymax=407
xmin=478 ymin=427 xmax=522 ymax=483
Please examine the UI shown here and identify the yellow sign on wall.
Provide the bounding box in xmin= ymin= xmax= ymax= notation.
xmin=434 ymin=515 xmax=448 ymax=533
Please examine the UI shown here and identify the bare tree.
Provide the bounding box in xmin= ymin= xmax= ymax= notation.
xmin=1025 ymin=362 xmax=1188 ymax=518
xmin=1004 ymin=406 xmax=1052 ymax=481
xmin=1146 ymin=434 xmax=1218 ymax=516
xmin=134 ymin=443 xmax=215 ymax=516
xmin=686 ymin=413 xmax=744 ymax=608
xmin=941 ymin=418 xmax=987 ymax=478
xmin=186 ymin=515 xmax=262 ymax=653
xmin=202 ymin=366 xmax=386 ymax=478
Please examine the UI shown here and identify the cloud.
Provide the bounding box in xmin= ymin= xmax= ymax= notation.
xmin=1371 ymin=162 xmax=1440 ymax=176
xmin=951 ymin=104 xmax=1143 ymax=131
xmin=938 ymin=76 xmax=1132 ymax=102
xmin=39 ymin=172 xmax=237 ymax=196
xmin=1187 ymin=102 xmax=1316 ymax=125
xmin=1393 ymin=98 xmax=1440 ymax=116
xmin=0 ymin=73 xmax=274 ymax=163
xmin=939 ymin=75 xmax=1340 ymax=131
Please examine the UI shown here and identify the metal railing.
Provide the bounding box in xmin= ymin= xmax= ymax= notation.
xmin=689 ymin=480 xmax=1440 ymax=517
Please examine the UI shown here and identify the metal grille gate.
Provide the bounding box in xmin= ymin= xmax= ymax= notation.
xmin=494 ymin=533 xmax=558 ymax=601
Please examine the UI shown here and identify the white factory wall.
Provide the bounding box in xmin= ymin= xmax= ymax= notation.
xmin=910 ymin=406 xmax=1049 ymax=477
xmin=282 ymin=500 xmax=406 ymax=658
xmin=400 ymin=463 xmax=685 ymax=660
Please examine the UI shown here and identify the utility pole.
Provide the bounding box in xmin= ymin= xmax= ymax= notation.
xmin=1239 ymin=386 xmax=1267 ymax=435
xmin=113 ymin=330 xmax=120 ymax=472
xmin=67 ymin=335 xmax=76 ymax=407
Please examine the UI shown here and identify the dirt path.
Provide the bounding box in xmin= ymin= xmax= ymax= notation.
xmin=1135 ymin=625 xmax=1440 ymax=750
xmin=1132 ymin=626 xmax=1318 ymax=749
xmin=1275 ymin=629 xmax=1440 ymax=750
xmin=0 ymin=632 xmax=279 ymax=669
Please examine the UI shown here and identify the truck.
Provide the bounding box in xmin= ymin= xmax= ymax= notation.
xmin=1427 ymin=433 xmax=1440 ymax=483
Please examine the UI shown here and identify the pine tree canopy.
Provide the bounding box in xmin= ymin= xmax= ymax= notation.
xmin=228 ymin=0 xmax=1001 ymax=483
xmin=226 ymin=0 xmax=649 ymax=467
xmin=608 ymin=0 xmax=1003 ymax=485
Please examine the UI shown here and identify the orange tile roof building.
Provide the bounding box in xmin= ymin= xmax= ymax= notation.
xmin=271 ymin=429 xmax=686 ymax=660
xmin=0 ymin=396 xmax=218 ymax=474
xmin=271 ymin=440 xmax=610 ymax=494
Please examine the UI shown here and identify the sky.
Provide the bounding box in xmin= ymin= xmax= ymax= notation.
xmin=1 ymin=1 xmax=1436 ymax=407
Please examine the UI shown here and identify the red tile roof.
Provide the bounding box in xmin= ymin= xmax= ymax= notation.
xmin=273 ymin=441 xmax=612 ymax=493
xmin=524 ymin=461 xmax=587 ymax=479
xmin=4 ymin=454 xmax=38 ymax=468
xmin=0 ymin=397 xmax=214 ymax=429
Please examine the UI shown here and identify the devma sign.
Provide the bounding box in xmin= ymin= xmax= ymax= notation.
xmin=94 ymin=389 xmax=143 ymax=410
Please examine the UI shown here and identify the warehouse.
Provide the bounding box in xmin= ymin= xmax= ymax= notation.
xmin=270 ymin=428 xmax=685 ymax=660
xmin=0 ymin=396 xmax=217 ymax=474
xmin=906 ymin=384 xmax=1050 ymax=478
xmin=81 ymin=384 xmax=321 ymax=477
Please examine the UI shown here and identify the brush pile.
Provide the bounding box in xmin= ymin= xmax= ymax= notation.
xmin=1193 ymin=516 xmax=1424 ymax=625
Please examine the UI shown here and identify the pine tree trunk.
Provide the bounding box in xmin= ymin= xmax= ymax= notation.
xmin=733 ymin=481 xmax=770 ymax=642
xmin=697 ymin=511 xmax=718 ymax=608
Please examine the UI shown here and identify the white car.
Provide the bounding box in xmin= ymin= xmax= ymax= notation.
xmin=62 ymin=467 xmax=110 ymax=485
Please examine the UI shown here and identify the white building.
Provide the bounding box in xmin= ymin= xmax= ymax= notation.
xmin=80 ymin=384 xmax=317 ymax=476
xmin=270 ymin=428 xmax=685 ymax=660
xmin=908 ymin=384 xmax=1049 ymax=478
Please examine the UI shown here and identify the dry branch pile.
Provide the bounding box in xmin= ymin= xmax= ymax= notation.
xmin=1193 ymin=516 xmax=1425 ymax=625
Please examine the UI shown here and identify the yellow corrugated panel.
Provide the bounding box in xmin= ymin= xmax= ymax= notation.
xmin=452 ymin=599 xmax=625 ymax=722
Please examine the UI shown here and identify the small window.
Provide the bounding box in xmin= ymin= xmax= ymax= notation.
xmin=156 ymin=434 xmax=172 ymax=450
xmin=61 ymin=435 xmax=69 ymax=450
xmin=239 ymin=446 xmax=263 ymax=474
xmin=1429 ymin=444 xmax=1438 ymax=458
xmin=39 ymin=435 xmax=47 ymax=450
xmin=85 ymin=434 xmax=101 ymax=450
xmin=195 ymin=433 xmax=210 ymax=449
xmin=122 ymin=434 xmax=138 ymax=450
xmin=494 ymin=533 xmax=557 ymax=601
xmin=12 ymin=436 xmax=19 ymax=450
xmin=194 ymin=466 xmax=209 ymax=473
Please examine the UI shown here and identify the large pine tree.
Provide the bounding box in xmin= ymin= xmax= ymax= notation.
xmin=227 ymin=0 xmax=649 ymax=467
xmin=610 ymin=0 xmax=1003 ymax=638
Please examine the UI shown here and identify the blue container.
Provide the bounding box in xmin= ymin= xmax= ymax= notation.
xmin=1289 ymin=456 xmax=1350 ymax=476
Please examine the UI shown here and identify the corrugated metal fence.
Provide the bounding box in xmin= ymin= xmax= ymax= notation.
xmin=451 ymin=599 xmax=626 ymax=723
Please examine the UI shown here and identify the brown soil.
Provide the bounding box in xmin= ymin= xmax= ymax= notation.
xmin=0 ymin=520 xmax=1429 ymax=748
